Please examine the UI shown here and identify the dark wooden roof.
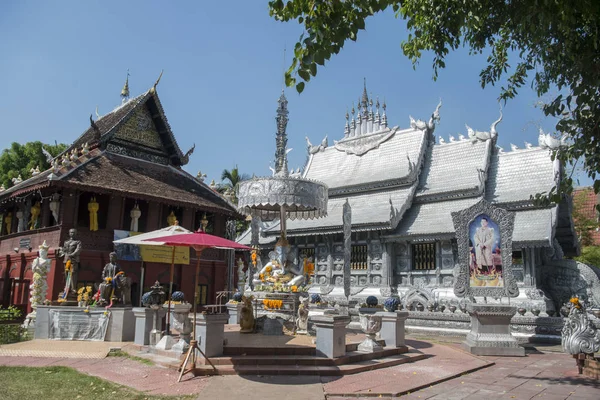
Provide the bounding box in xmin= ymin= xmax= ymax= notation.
xmin=58 ymin=151 xmax=237 ymax=215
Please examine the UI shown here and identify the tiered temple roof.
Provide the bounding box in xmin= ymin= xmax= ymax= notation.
xmin=240 ymin=82 xmax=578 ymax=255
xmin=0 ymin=83 xmax=237 ymax=216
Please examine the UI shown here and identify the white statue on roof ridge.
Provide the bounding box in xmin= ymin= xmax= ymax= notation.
xmin=12 ymin=174 xmax=23 ymax=185
xmin=466 ymin=124 xmax=493 ymax=143
xmin=439 ymin=136 xmax=446 ymax=144
xmin=458 ymin=134 xmax=466 ymax=141
xmin=538 ymin=128 xmax=568 ymax=150
xmin=305 ymin=135 xmax=328 ymax=154
xmin=409 ymin=115 xmax=427 ymax=131
xmin=449 ymin=135 xmax=456 ymax=142
xmin=510 ymin=143 xmax=519 ymax=151
xmin=525 ymin=142 xmax=533 ymax=149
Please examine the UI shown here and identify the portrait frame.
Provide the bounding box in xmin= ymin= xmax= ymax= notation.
xmin=451 ymin=199 xmax=519 ymax=299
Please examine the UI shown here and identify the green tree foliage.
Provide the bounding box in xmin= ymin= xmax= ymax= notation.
xmin=219 ymin=165 xmax=251 ymax=236
xmin=572 ymin=189 xmax=600 ymax=246
xmin=0 ymin=142 xmax=67 ymax=189
xmin=575 ymin=246 xmax=600 ymax=269
xmin=269 ymin=0 xmax=600 ymax=203
xmin=219 ymin=165 xmax=250 ymax=205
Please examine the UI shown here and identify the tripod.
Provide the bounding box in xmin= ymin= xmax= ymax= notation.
xmin=177 ymin=338 xmax=217 ymax=382
xmin=177 ymin=247 xmax=217 ymax=382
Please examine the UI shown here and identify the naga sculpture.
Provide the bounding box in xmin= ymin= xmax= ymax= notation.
xmin=562 ymin=297 xmax=600 ymax=374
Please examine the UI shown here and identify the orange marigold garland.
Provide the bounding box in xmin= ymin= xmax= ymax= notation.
xmin=570 ymin=297 xmax=582 ymax=309
xmin=262 ymin=299 xmax=283 ymax=310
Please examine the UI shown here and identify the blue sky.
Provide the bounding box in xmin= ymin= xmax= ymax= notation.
xmin=0 ymin=0 xmax=591 ymax=187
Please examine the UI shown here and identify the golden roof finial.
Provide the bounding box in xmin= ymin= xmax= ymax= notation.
xmin=120 ymin=69 xmax=130 ymax=100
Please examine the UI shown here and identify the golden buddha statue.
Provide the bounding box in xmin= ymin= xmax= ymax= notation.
xmin=167 ymin=211 xmax=177 ymax=226
xmin=29 ymin=201 xmax=41 ymax=230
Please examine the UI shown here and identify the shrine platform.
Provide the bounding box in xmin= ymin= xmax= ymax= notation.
xmin=125 ymin=324 xmax=428 ymax=376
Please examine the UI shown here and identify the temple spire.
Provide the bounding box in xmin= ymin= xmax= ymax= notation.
xmin=274 ymin=90 xmax=289 ymax=177
xmin=120 ymin=70 xmax=130 ymax=103
xmin=361 ymin=78 xmax=369 ymax=109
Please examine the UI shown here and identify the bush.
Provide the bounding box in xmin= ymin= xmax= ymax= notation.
xmin=575 ymin=246 xmax=600 ymax=268
xmin=0 ymin=306 xmax=25 ymax=345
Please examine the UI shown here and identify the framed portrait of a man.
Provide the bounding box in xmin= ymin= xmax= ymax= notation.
xmin=469 ymin=214 xmax=503 ymax=287
xmin=452 ymin=200 xmax=519 ymax=299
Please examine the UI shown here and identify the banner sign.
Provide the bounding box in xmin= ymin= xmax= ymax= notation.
xmin=113 ymin=230 xmax=190 ymax=265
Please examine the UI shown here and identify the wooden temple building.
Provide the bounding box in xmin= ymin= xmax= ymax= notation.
xmin=0 ymin=78 xmax=240 ymax=313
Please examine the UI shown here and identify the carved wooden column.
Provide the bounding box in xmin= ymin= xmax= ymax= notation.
xmin=41 ymin=199 xmax=51 ymax=228
xmin=146 ymin=202 xmax=160 ymax=231
xmin=181 ymin=208 xmax=194 ymax=231
xmin=106 ymin=195 xmax=124 ymax=231
xmin=213 ymin=213 xmax=225 ymax=237
xmin=61 ymin=189 xmax=78 ymax=229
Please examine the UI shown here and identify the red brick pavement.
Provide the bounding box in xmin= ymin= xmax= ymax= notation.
xmin=1 ymin=340 xmax=598 ymax=399
xmin=327 ymin=343 xmax=600 ymax=400
xmin=0 ymin=355 xmax=211 ymax=397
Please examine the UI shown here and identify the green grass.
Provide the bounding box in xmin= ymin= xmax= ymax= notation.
xmin=0 ymin=366 xmax=193 ymax=400
xmin=108 ymin=349 xmax=155 ymax=365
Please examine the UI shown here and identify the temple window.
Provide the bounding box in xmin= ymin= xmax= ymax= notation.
xmin=512 ymin=250 xmax=524 ymax=266
xmin=351 ymin=244 xmax=368 ymax=270
xmin=163 ymin=205 xmax=183 ymax=228
xmin=300 ymin=247 xmax=315 ymax=261
xmin=194 ymin=211 xmax=214 ymax=234
xmin=196 ymin=284 xmax=209 ymax=305
xmin=77 ymin=193 xmax=109 ymax=230
xmin=412 ymin=243 xmax=437 ymax=270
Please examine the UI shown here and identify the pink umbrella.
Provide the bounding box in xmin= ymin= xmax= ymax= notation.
xmin=144 ymin=229 xmax=251 ymax=380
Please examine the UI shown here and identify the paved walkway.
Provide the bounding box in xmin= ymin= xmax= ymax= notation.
xmin=0 ymin=340 xmax=598 ymax=399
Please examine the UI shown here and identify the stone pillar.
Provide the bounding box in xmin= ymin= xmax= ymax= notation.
xmin=133 ymin=307 xmax=166 ymax=346
xmin=133 ymin=307 xmax=153 ymax=345
xmin=105 ymin=307 xmax=135 ymax=342
xmin=377 ymin=311 xmax=409 ymax=348
xmin=463 ymin=304 xmax=525 ymax=356
xmin=311 ymin=315 xmax=350 ymax=358
xmin=33 ymin=305 xmax=50 ymax=339
xmin=196 ymin=313 xmax=229 ymax=358
xmin=226 ymin=302 xmax=242 ymax=325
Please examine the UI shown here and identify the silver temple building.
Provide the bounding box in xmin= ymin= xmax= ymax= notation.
xmin=239 ymin=82 xmax=600 ymax=341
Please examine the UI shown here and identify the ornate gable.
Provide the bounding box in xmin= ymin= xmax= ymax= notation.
xmin=113 ymin=105 xmax=164 ymax=151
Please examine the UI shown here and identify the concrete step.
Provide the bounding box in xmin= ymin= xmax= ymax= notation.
xmin=209 ymin=345 xmax=408 ymax=366
xmin=193 ymin=350 xmax=427 ymax=376
xmin=222 ymin=339 xmax=386 ymax=356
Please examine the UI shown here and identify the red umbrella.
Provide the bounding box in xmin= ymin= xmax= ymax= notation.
xmin=144 ymin=229 xmax=251 ymax=380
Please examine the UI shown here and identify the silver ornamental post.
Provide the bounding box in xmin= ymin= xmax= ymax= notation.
xmin=343 ymin=199 xmax=352 ymax=300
